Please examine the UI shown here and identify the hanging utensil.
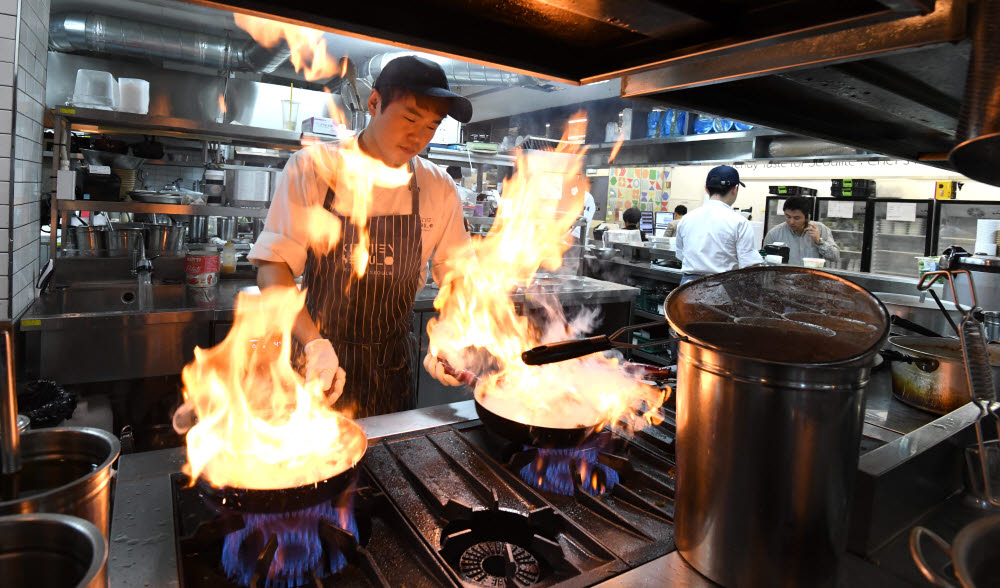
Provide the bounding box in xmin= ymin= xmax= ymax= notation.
xmin=919 ymin=269 xmax=1000 ymax=508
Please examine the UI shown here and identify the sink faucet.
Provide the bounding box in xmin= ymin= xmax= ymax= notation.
xmin=131 ymin=238 xmax=154 ymax=276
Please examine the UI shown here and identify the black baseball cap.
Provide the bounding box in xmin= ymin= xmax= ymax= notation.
xmin=373 ymin=55 xmax=473 ymax=123
xmin=705 ymin=165 xmax=745 ymax=189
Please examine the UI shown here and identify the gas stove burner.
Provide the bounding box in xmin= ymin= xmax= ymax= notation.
xmin=221 ymin=500 xmax=357 ymax=587
xmin=460 ymin=540 xmax=541 ymax=587
xmin=518 ymin=436 xmax=620 ymax=496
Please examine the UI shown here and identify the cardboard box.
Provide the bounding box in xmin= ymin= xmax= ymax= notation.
xmin=301 ymin=117 xmax=338 ymax=136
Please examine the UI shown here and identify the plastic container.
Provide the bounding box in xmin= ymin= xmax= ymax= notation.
xmin=72 ymin=70 xmax=119 ymax=111
xmin=768 ymin=185 xmax=818 ymax=196
xmin=118 ymin=78 xmax=149 ymax=114
xmin=221 ymin=242 xmax=237 ymax=274
xmin=802 ymin=257 xmax=826 ymax=268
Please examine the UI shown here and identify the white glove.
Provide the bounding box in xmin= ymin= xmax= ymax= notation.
xmin=305 ymin=338 xmax=346 ymax=402
xmin=423 ymin=352 xmax=462 ymax=386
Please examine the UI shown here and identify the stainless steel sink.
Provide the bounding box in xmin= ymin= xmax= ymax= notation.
xmin=37 ymin=282 xmax=191 ymax=315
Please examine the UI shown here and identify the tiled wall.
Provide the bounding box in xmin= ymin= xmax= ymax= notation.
xmin=1 ymin=0 xmax=49 ymax=319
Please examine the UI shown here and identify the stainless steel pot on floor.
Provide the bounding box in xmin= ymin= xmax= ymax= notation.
xmin=667 ymin=267 xmax=889 ymax=588
xmin=0 ymin=427 xmax=120 ymax=537
xmin=0 ymin=513 xmax=107 ymax=588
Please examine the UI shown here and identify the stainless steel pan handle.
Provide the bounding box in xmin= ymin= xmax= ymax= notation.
xmin=909 ymin=526 xmax=957 ymax=588
xmin=1 ymin=327 xmax=20 ymax=475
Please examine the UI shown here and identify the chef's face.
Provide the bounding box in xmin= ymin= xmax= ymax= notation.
xmin=784 ymin=209 xmax=808 ymax=233
xmin=364 ymin=89 xmax=450 ymax=167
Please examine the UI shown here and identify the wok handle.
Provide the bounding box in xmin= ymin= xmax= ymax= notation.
xmin=880 ymin=349 xmax=940 ymax=372
xmin=890 ymin=315 xmax=942 ymax=338
xmin=521 ymin=336 xmax=613 ymax=366
xmin=909 ymin=526 xmax=957 ymax=588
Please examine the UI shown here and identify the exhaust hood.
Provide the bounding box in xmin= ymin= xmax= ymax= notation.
xmin=188 ymin=0 xmax=992 ymax=183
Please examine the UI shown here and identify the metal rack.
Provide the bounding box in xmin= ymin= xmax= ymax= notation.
xmin=46 ymin=107 xmax=294 ymax=260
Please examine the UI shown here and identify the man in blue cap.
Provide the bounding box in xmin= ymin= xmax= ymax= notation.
xmin=675 ymin=165 xmax=763 ymax=285
xmin=250 ymin=55 xmax=474 ymax=417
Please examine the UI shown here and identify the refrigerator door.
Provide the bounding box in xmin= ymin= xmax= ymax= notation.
xmin=870 ymin=199 xmax=932 ymax=278
xmin=815 ymin=197 xmax=867 ymax=272
xmin=933 ymin=200 xmax=1000 ymax=255
xmin=764 ymin=196 xmax=784 ymax=235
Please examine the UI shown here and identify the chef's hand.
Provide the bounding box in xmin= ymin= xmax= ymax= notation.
xmin=305 ymin=338 xmax=347 ymax=402
xmin=172 ymin=401 xmax=197 ymax=434
xmin=423 ymin=353 xmax=462 ymax=386
xmin=805 ymin=223 xmax=821 ymax=243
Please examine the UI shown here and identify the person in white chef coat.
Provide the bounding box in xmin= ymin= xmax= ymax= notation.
xmin=249 ymin=56 xmax=472 ymax=417
xmin=675 ymin=165 xmax=762 ymax=285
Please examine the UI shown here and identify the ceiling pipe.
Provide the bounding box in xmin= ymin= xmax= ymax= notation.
xmin=48 ymin=12 xmax=291 ymax=73
xmin=361 ymin=51 xmax=545 ymax=88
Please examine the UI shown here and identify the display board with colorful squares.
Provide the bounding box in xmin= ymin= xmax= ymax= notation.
xmin=606 ymin=166 xmax=673 ymax=221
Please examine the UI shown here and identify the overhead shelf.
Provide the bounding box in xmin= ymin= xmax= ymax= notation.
xmin=56 ymin=199 xmax=269 ymax=218
xmin=426 ymin=147 xmax=516 ymax=167
xmin=49 ymin=107 xmax=308 ymax=150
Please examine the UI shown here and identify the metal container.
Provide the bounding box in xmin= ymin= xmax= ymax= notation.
xmin=188 ymin=216 xmax=208 ymax=243
xmin=911 ymin=515 xmax=1000 ymax=588
xmin=217 ymin=216 xmax=236 ymax=241
xmin=874 ymin=292 xmax=962 ymax=337
xmin=667 ymin=267 xmax=889 ymax=588
xmin=886 ymin=336 xmax=1000 ymax=415
xmin=984 ymin=310 xmax=1000 ymax=342
xmin=69 ymin=226 xmax=105 ymax=256
xmin=105 ymin=226 xmax=145 ymax=255
xmin=146 ymin=224 xmax=185 ymax=255
xmin=0 ymin=513 xmax=108 ymax=588
xmin=17 ymin=414 xmax=29 ymax=432
xmin=0 ymin=427 xmax=120 ymax=537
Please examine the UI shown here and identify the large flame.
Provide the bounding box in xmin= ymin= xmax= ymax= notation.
xmin=429 ymin=112 xmax=665 ymax=435
xmin=234 ymin=14 xmax=343 ymax=81
xmin=181 ymin=287 xmax=365 ymax=489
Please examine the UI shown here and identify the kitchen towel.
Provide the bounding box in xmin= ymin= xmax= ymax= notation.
xmin=975 ymin=219 xmax=1000 ymax=256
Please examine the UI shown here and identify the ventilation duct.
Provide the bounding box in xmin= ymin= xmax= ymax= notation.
xmin=49 ymin=12 xmax=291 ymax=73
xmin=361 ymin=52 xmax=542 ymax=88
xmin=950 ymin=0 xmax=1000 ymax=187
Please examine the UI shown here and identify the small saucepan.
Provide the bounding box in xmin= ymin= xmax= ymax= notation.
xmin=882 ymin=336 xmax=1000 ymax=415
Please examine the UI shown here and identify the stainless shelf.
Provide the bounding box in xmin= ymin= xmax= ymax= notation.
xmin=426 ymin=147 xmax=515 ymax=167
xmin=56 ymin=200 xmax=269 ymax=218
xmin=50 ymin=107 xmax=305 ymax=150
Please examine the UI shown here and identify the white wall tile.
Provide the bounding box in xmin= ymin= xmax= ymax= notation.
xmin=0 ymin=0 xmax=16 ymax=17
xmin=0 ymin=62 xmax=11 ymax=84
xmin=0 ymin=139 xmax=8 ymax=160
xmin=0 ymin=38 xmax=13 ymax=64
xmin=0 ymin=14 xmax=14 ymax=40
xmin=12 ymin=200 xmax=36 ymax=227
xmin=12 ymin=181 xmax=37 ymax=204
xmin=0 ymin=156 xmax=8 ymax=182
xmin=0 ymin=228 xmax=8 ymax=251
xmin=13 ymin=237 xmax=37 ymax=273
xmin=12 ymin=282 xmax=33 ymax=318
xmin=0 ymin=109 xmax=10 ymax=134
xmin=13 ymin=221 xmax=34 ymax=249
xmin=0 ymin=203 xmax=9 ymax=229
xmin=11 ymin=258 xmax=34 ymax=293
xmin=0 ymin=298 xmax=10 ymax=320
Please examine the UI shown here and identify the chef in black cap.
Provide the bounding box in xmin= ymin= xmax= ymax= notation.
xmin=250 ymin=55 xmax=473 ymax=417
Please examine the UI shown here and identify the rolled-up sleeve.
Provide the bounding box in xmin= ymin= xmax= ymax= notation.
xmin=816 ymin=224 xmax=841 ymax=265
xmin=736 ymin=221 xmax=764 ymax=268
xmin=248 ymin=148 xmax=328 ymax=277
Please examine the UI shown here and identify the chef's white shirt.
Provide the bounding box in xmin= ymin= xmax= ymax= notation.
xmin=249 ymin=140 xmax=470 ymax=285
xmin=571 ymin=192 xmax=597 ymax=242
xmin=675 ymin=199 xmax=763 ymax=275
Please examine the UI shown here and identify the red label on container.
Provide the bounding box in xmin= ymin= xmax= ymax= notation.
xmin=186 ymin=253 xmax=221 ymax=287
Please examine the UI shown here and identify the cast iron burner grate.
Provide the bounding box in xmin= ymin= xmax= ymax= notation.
xmin=171 ymin=472 xmax=455 ymax=588
xmin=459 ymin=541 xmax=541 ymax=586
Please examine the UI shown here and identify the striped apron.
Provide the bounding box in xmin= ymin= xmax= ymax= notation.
xmin=301 ymin=160 xmax=423 ymax=418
